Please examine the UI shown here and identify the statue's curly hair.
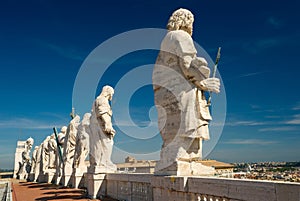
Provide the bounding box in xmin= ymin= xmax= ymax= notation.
xmin=26 ymin=137 xmax=34 ymax=146
xmin=101 ymin=85 xmax=114 ymax=96
xmin=167 ymin=8 xmax=194 ymax=32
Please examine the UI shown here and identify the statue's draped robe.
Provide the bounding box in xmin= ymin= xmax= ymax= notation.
xmin=153 ymin=30 xmax=212 ymax=170
xmin=89 ymin=96 xmax=116 ymax=172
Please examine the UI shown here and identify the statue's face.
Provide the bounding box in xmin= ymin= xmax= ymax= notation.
xmin=108 ymin=91 xmax=114 ymax=101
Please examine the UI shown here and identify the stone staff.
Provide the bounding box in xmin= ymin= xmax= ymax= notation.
xmin=53 ymin=127 xmax=63 ymax=162
xmin=207 ymin=47 xmax=221 ymax=106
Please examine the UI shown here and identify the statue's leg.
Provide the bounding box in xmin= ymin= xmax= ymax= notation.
xmin=100 ymin=135 xmax=113 ymax=164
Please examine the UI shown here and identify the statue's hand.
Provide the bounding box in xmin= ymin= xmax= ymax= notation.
xmin=199 ymin=78 xmax=220 ymax=93
xmin=104 ymin=127 xmax=116 ymax=138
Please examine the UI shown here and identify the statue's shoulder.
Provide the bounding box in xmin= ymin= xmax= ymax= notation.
xmin=162 ymin=30 xmax=193 ymax=53
xmin=166 ymin=30 xmax=192 ymax=41
xmin=163 ymin=30 xmax=195 ymax=55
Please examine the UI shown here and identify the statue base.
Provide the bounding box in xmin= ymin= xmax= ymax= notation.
xmin=45 ymin=172 xmax=55 ymax=183
xmin=87 ymin=165 xmax=116 ymax=174
xmin=62 ymin=174 xmax=72 ymax=187
xmin=37 ymin=173 xmax=45 ymax=183
xmin=28 ymin=173 xmax=35 ymax=182
xmin=54 ymin=173 xmax=62 ymax=185
xmin=71 ymin=168 xmax=86 ymax=188
xmin=154 ymin=160 xmax=215 ymax=176
xmin=86 ymin=173 xmax=106 ymax=199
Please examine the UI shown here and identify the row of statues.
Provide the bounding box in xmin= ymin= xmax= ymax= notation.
xmin=16 ymin=8 xmax=221 ymax=184
xmin=17 ymin=85 xmax=117 ymax=187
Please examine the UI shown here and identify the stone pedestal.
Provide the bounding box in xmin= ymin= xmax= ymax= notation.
xmin=45 ymin=172 xmax=55 ymax=183
xmin=37 ymin=173 xmax=47 ymax=183
xmin=88 ymin=165 xmax=116 ymax=174
xmin=62 ymin=174 xmax=72 ymax=187
xmin=155 ymin=160 xmax=215 ymax=176
xmin=53 ymin=173 xmax=62 ymax=185
xmin=28 ymin=173 xmax=35 ymax=182
xmin=87 ymin=173 xmax=106 ymax=199
xmin=71 ymin=168 xmax=86 ymax=188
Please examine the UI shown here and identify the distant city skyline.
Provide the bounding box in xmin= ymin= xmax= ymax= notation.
xmin=1 ymin=0 xmax=300 ymax=169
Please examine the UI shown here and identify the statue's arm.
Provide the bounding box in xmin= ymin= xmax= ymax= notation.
xmin=22 ymin=151 xmax=30 ymax=162
xmin=180 ymin=55 xmax=220 ymax=93
xmin=99 ymin=112 xmax=116 ymax=137
xmin=175 ymin=32 xmax=220 ymax=93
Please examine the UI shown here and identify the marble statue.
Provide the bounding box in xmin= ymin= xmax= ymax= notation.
xmin=30 ymin=146 xmax=39 ymax=174
xmin=89 ymin=85 xmax=117 ymax=173
xmin=17 ymin=137 xmax=34 ymax=179
xmin=41 ymin=136 xmax=51 ymax=173
xmin=34 ymin=144 xmax=42 ymax=181
xmin=153 ymin=8 xmax=220 ymax=175
xmin=48 ymin=133 xmax=57 ymax=170
xmin=74 ymin=113 xmax=90 ymax=171
xmin=63 ymin=116 xmax=80 ymax=171
xmin=62 ymin=116 xmax=80 ymax=185
xmin=72 ymin=113 xmax=91 ymax=188
xmin=54 ymin=126 xmax=67 ymax=183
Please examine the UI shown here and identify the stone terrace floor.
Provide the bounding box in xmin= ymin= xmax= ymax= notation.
xmin=11 ymin=180 xmax=117 ymax=201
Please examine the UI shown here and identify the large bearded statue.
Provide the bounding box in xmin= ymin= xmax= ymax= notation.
xmin=153 ymin=8 xmax=220 ymax=175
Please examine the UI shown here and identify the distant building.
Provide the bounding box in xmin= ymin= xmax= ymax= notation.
xmin=200 ymin=160 xmax=234 ymax=176
xmin=117 ymin=157 xmax=156 ymax=173
xmin=116 ymin=157 xmax=234 ymax=175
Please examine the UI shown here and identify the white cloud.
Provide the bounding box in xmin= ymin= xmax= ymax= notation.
xmin=115 ymin=139 xmax=137 ymax=145
xmin=284 ymin=114 xmax=300 ymax=125
xmin=259 ymin=126 xmax=297 ymax=132
xmin=285 ymin=119 xmax=300 ymax=125
xmin=0 ymin=117 xmax=65 ymax=130
xmin=223 ymin=139 xmax=278 ymax=145
xmin=237 ymin=72 xmax=266 ymax=78
xmin=264 ymin=115 xmax=281 ymax=119
xmin=292 ymin=103 xmax=300 ymax=111
xmin=113 ymin=119 xmax=157 ymax=127
xmin=226 ymin=121 xmax=266 ymax=126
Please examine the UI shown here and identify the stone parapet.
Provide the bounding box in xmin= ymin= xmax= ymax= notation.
xmin=103 ymin=173 xmax=300 ymax=201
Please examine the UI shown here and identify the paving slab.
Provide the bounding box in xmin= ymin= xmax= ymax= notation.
xmin=11 ymin=180 xmax=117 ymax=201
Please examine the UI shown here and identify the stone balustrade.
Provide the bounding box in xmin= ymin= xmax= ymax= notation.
xmin=100 ymin=173 xmax=300 ymax=201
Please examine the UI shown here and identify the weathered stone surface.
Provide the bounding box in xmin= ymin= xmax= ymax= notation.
xmin=62 ymin=115 xmax=80 ymax=180
xmin=106 ymin=173 xmax=153 ymax=201
xmin=71 ymin=113 xmax=90 ymax=188
xmin=86 ymin=173 xmax=106 ymax=199
xmin=27 ymin=145 xmax=38 ymax=182
xmin=155 ymin=161 xmax=215 ymax=176
xmin=53 ymin=126 xmax=67 ymax=185
xmin=276 ymin=183 xmax=300 ymax=201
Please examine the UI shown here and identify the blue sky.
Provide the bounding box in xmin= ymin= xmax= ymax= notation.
xmin=1 ymin=0 xmax=300 ymax=169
